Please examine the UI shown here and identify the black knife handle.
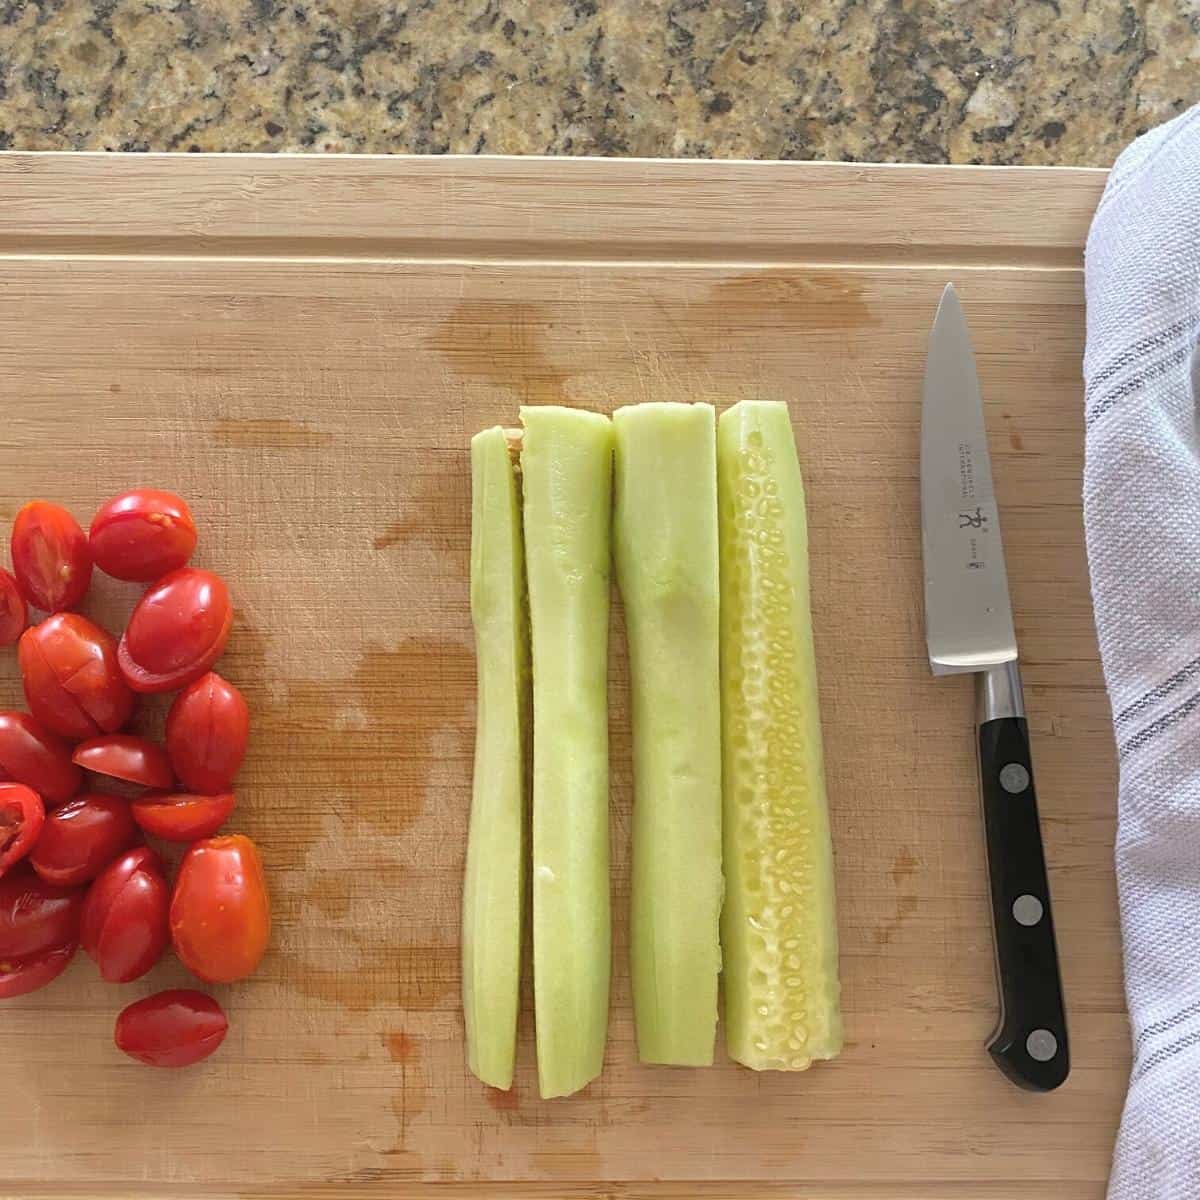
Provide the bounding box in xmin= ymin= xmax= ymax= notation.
xmin=978 ymin=714 xmax=1069 ymax=1091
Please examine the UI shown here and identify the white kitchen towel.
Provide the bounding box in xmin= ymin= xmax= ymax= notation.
xmin=1084 ymin=104 xmax=1200 ymax=1199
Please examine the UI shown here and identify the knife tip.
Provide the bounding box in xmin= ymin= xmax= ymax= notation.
xmin=933 ymin=281 xmax=964 ymax=330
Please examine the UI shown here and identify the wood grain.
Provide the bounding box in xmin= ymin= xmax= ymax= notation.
xmin=0 ymin=153 xmax=1119 ymax=1199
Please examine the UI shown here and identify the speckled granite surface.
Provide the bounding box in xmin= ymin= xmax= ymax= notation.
xmin=0 ymin=1 xmax=1196 ymax=164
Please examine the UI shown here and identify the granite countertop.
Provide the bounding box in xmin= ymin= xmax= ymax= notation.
xmin=0 ymin=1 xmax=1196 ymax=164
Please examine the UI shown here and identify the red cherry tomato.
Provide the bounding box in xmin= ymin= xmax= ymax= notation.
xmin=89 ymin=489 xmax=197 ymax=583
xmin=0 ymin=941 xmax=76 ymax=999
xmin=166 ymin=673 xmax=249 ymax=794
xmin=115 ymin=989 xmax=228 ymax=1067
xmin=19 ymin=614 xmax=135 ymax=739
xmin=118 ymin=569 xmax=233 ymax=694
xmin=73 ymin=735 xmax=173 ymax=792
xmin=0 ymin=866 xmax=83 ymax=959
xmin=131 ymin=791 xmax=235 ymax=842
xmin=30 ymin=793 xmax=137 ymax=887
xmin=0 ymin=712 xmax=81 ymax=806
xmin=0 ymin=568 xmax=27 ymax=646
xmin=0 ymin=783 xmax=45 ymax=879
xmin=80 ymin=846 xmax=161 ymax=955
xmin=171 ymin=834 xmax=269 ymax=983
xmin=10 ymin=501 xmax=92 ymax=613
xmin=81 ymin=846 xmax=169 ymax=983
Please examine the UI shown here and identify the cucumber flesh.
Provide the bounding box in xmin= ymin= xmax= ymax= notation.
xmin=462 ymin=427 xmax=530 ymax=1090
xmin=521 ymin=405 xmax=614 ymax=1099
xmin=717 ymin=401 xmax=842 ymax=1071
xmin=613 ymin=403 xmax=723 ymax=1066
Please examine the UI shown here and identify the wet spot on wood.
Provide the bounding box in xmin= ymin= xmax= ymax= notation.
xmin=426 ymin=299 xmax=571 ymax=405
xmin=212 ymin=417 xmax=334 ymax=449
xmin=876 ymin=899 xmax=918 ymax=947
xmin=891 ymin=845 xmax=919 ymax=888
xmin=374 ymin=522 xmax=406 ymax=550
xmin=304 ymin=869 xmax=353 ymax=920
xmin=388 ymin=1030 xmax=428 ymax=1142
xmin=701 ymin=273 xmax=877 ymax=332
xmin=484 ymin=1085 xmax=519 ymax=1112
xmin=228 ymin=621 xmax=472 ymax=1014
xmin=385 ymin=1031 xmax=418 ymax=1064
xmin=230 ymin=630 xmax=473 ymax=838
xmin=372 ymin=464 xmax=468 ymax=556
xmin=877 ymin=847 xmax=920 ymax=944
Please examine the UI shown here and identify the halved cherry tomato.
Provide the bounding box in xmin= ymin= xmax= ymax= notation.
xmin=0 ymin=866 xmax=84 ymax=958
xmin=0 ymin=941 xmax=76 ymax=999
xmin=171 ymin=834 xmax=269 ymax=983
xmin=30 ymin=793 xmax=137 ymax=887
xmin=115 ymin=989 xmax=228 ymax=1067
xmin=81 ymin=846 xmax=161 ymax=955
xmin=73 ymin=735 xmax=173 ymax=792
xmin=89 ymin=489 xmax=197 ymax=583
xmin=166 ymin=672 xmax=248 ymax=794
xmin=10 ymin=501 xmax=92 ymax=613
xmin=131 ymin=791 xmax=235 ymax=842
xmin=0 ymin=568 xmax=27 ymax=646
xmin=81 ymin=846 xmax=169 ymax=983
xmin=0 ymin=783 xmax=45 ymax=879
xmin=0 ymin=712 xmax=82 ymax=806
xmin=19 ymin=614 xmax=135 ymax=739
xmin=118 ymin=569 xmax=233 ymax=694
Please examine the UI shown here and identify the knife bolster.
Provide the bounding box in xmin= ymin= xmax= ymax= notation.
xmin=977 ymin=660 xmax=1025 ymax=723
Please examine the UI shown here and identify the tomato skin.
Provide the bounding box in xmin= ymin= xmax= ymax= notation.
xmin=0 ymin=569 xmax=27 ymax=646
xmin=166 ymin=673 xmax=249 ymax=793
xmin=81 ymin=847 xmax=168 ymax=983
xmin=73 ymin=735 xmax=173 ymax=791
xmin=10 ymin=501 xmax=93 ymax=613
xmin=0 ymin=941 xmax=77 ymax=999
xmin=80 ymin=846 xmax=161 ymax=953
xmin=118 ymin=569 xmax=233 ymax=694
xmin=131 ymin=791 xmax=235 ymax=842
xmin=0 ymin=783 xmax=45 ymax=879
xmin=0 ymin=712 xmax=81 ymax=806
xmin=89 ymin=489 xmax=197 ymax=583
xmin=0 ymin=866 xmax=83 ymax=958
xmin=115 ymin=989 xmax=228 ymax=1067
xmin=171 ymin=834 xmax=269 ymax=983
xmin=30 ymin=793 xmax=137 ymax=887
xmin=19 ymin=614 xmax=135 ymax=739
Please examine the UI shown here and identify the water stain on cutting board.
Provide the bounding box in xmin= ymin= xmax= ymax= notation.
xmin=211 ymin=416 xmax=334 ymax=449
xmin=227 ymin=622 xmax=471 ymax=1013
xmin=877 ymin=845 xmax=921 ymax=946
xmin=386 ymin=1031 xmax=420 ymax=1064
xmin=373 ymin=459 xmax=469 ymax=557
xmin=384 ymin=1030 xmax=429 ymax=1142
xmin=635 ymin=272 xmax=877 ymax=365
xmin=232 ymin=625 xmax=472 ymax=836
xmin=426 ymin=299 xmax=571 ymax=405
xmin=485 ymin=1085 xmax=520 ymax=1114
xmin=698 ymin=273 xmax=877 ymax=332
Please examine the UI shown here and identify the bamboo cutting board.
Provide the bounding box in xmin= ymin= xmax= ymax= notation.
xmin=0 ymin=153 xmax=1121 ymax=1200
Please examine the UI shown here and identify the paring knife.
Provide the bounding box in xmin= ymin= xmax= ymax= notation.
xmin=921 ymin=283 xmax=1069 ymax=1092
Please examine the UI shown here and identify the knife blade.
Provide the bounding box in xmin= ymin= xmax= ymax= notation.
xmin=921 ymin=283 xmax=1069 ymax=1092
